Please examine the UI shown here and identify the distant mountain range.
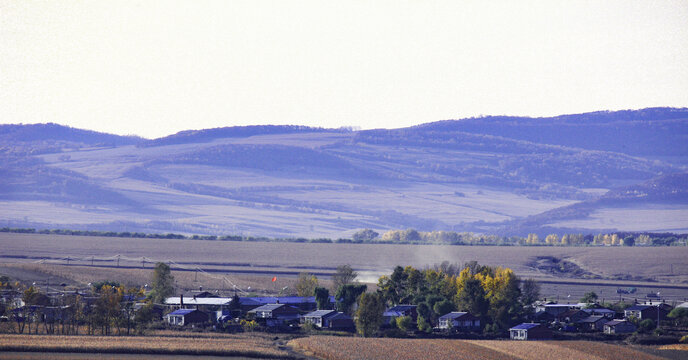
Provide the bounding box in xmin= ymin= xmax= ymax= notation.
xmin=1 ymin=107 xmax=687 ymax=237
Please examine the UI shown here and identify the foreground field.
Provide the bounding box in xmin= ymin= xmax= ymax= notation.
xmin=289 ymin=336 xmax=665 ymax=360
xmin=0 ymin=334 xmax=295 ymax=359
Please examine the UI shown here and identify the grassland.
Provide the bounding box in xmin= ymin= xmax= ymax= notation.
xmin=0 ymin=333 xmax=296 ymax=359
xmin=289 ymin=336 xmax=665 ymax=360
xmin=2 ymin=232 xmax=688 ymax=300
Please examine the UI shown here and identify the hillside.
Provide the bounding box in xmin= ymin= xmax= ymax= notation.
xmin=0 ymin=108 xmax=686 ymax=237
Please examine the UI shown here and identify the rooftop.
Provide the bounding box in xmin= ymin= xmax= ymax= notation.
xmin=510 ymin=323 xmax=541 ymax=330
xmin=303 ymin=310 xmax=337 ymax=318
xmin=167 ymin=309 xmax=197 ymax=316
xmin=439 ymin=312 xmax=470 ymax=320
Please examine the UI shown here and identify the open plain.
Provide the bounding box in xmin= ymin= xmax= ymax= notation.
xmin=2 ymin=233 xmax=687 ymax=301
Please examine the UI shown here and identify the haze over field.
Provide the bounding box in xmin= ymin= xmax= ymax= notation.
xmin=1 ymin=108 xmax=687 ymax=238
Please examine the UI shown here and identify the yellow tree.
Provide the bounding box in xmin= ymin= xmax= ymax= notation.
xmin=545 ymin=234 xmax=559 ymax=245
xmin=527 ymin=233 xmax=540 ymax=245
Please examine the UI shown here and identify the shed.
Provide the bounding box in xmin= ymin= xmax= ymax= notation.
xmin=509 ymin=323 xmax=552 ymax=340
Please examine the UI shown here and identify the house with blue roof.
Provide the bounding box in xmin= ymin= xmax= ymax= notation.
xmin=164 ymin=309 xmax=209 ymax=326
xmin=509 ymin=323 xmax=552 ymax=340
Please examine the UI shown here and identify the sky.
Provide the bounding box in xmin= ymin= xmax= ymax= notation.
xmin=1 ymin=1 xmax=687 ymax=139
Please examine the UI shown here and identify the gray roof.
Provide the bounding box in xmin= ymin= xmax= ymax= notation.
xmin=328 ymin=312 xmax=352 ymax=321
xmin=605 ymin=320 xmax=632 ymax=326
xmin=510 ymin=323 xmax=541 ymax=330
xmin=439 ymin=312 xmax=470 ymax=320
xmin=303 ymin=310 xmax=336 ymax=318
xmin=164 ymin=296 xmax=232 ymax=306
xmin=247 ymin=303 xmax=287 ymax=312
xmin=577 ymin=315 xmax=607 ymax=323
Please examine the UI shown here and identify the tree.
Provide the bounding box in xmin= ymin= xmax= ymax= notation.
xmin=520 ymin=279 xmax=540 ymax=306
xmin=545 ymin=234 xmax=559 ymax=245
xmin=580 ymin=291 xmax=598 ymax=304
xmin=150 ymin=262 xmax=175 ymax=303
xmin=622 ymin=236 xmax=635 ymax=246
xmin=335 ymin=284 xmax=367 ymax=315
xmin=356 ymin=292 xmax=385 ymax=337
xmin=352 ymin=229 xmax=379 ymax=242
xmin=638 ymin=319 xmax=656 ymax=333
xmin=314 ymin=287 xmax=330 ymax=310
xmin=433 ymin=299 xmax=456 ymax=318
xmin=332 ymin=264 xmax=358 ymax=290
xmin=455 ymin=278 xmax=489 ymax=319
xmin=295 ymin=272 xmax=318 ymax=297
xmin=526 ymin=233 xmax=540 ymax=245
xmin=395 ymin=315 xmax=413 ymax=332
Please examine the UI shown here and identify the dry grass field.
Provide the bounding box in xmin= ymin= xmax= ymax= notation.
xmin=2 ymin=232 xmax=687 ymax=299
xmin=289 ymin=336 xmax=665 ymax=360
xmin=0 ymin=333 xmax=295 ymax=359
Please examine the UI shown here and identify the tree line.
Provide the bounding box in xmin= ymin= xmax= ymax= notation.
xmin=2 ymin=227 xmax=686 ymax=247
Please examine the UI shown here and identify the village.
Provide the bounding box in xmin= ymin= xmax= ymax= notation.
xmin=1 ymin=262 xmax=687 ymax=346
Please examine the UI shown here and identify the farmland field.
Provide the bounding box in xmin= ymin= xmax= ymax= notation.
xmin=289 ymin=336 xmax=665 ymax=360
xmin=0 ymin=333 xmax=297 ymax=359
xmin=1 ymin=233 xmax=687 ymax=300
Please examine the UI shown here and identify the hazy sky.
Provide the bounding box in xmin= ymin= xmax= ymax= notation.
xmin=1 ymin=1 xmax=687 ymax=139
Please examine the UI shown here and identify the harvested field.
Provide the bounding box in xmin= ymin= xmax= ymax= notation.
xmin=658 ymin=344 xmax=688 ymax=351
xmin=289 ymin=336 xmax=518 ymax=360
xmin=0 ymin=334 xmax=295 ymax=359
xmin=289 ymin=336 xmax=665 ymax=360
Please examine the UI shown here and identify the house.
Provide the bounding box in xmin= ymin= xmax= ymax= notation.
xmin=326 ymin=312 xmax=355 ymax=331
xmin=164 ymin=295 xmax=232 ymax=313
xmin=624 ymin=304 xmax=671 ymax=321
xmin=438 ymin=312 xmax=480 ymax=331
xmin=583 ymin=308 xmax=616 ymax=319
xmin=556 ymin=309 xmax=589 ymax=324
xmin=509 ymin=323 xmax=552 ymax=340
xmin=165 ymin=309 xmax=209 ymax=326
xmin=535 ymin=303 xmax=581 ymax=317
xmin=247 ymin=303 xmax=301 ymax=327
xmin=382 ymin=305 xmax=417 ymax=326
xmin=238 ymin=296 xmax=335 ymax=313
xmin=603 ymin=319 xmax=637 ymax=334
xmin=301 ymin=310 xmax=354 ymax=330
xmin=576 ymin=315 xmax=609 ymax=332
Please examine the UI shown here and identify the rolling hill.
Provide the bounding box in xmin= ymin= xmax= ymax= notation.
xmin=0 ymin=108 xmax=686 ymax=237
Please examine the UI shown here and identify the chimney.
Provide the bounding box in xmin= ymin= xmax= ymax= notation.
xmin=180 ymin=294 xmax=184 ymax=307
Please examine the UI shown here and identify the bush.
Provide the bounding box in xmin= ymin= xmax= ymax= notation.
xmin=395 ymin=316 xmax=413 ymax=332
xmin=626 ymin=334 xmax=680 ymax=345
xmin=680 ymin=335 xmax=688 ymax=344
xmin=638 ymin=319 xmax=655 ymax=333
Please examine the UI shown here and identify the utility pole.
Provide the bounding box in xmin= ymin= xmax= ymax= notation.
xmin=142 ymin=257 xmax=145 ymax=269
xmin=117 ymin=255 xmax=120 ymax=268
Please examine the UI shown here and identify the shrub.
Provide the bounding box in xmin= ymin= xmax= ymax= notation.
xmin=638 ymin=319 xmax=655 ymax=333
